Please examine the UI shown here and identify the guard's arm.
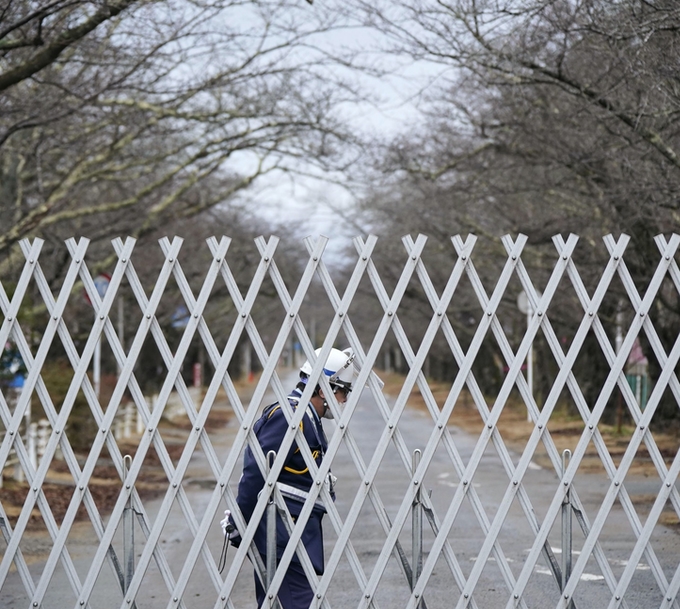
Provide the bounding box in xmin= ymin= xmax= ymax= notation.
xmin=235 ymin=405 xmax=293 ymax=522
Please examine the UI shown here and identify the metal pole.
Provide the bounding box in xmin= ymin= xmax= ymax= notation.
xmin=527 ymin=308 xmax=533 ymax=422
xmin=117 ymin=296 xmax=124 ymax=377
xmin=28 ymin=422 xmax=38 ymax=471
xmin=412 ymin=449 xmax=423 ymax=608
xmin=266 ymin=450 xmax=278 ymax=609
xmin=561 ymin=449 xmax=573 ymax=609
xmin=123 ymin=454 xmax=135 ymax=600
xmin=94 ymin=336 xmax=101 ymax=400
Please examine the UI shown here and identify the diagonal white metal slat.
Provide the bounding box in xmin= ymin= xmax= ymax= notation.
xmin=355 ymin=234 xmax=486 ymax=601
xmin=510 ymin=234 xmax=680 ymax=608
xmin=0 ymin=239 xmax=49 ymax=597
xmin=1 ymin=237 xmax=137 ymax=607
xmin=246 ymin=231 xmax=393 ymax=607
xmin=496 ymin=233 xmax=632 ymax=606
xmin=177 ymin=233 xmax=298 ymax=608
xmin=0 ymin=238 xmax=98 ymax=604
xmin=593 ymin=235 xmax=680 ymax=609
xmin=1 ymin=233 xmax=679 ymax=609
xmin=514 ymin=234 xmax=640 ymax=608
xmin=155 ymin=233 xmax=280 ymax=609
xmin=448 ymin=230 xmax=668 ymax=604
xmin=353 ymin=235 xmax=533 ymax=609
xmin=512 ymin=235 xmax=646 ymax=608
xmin=310 ymin=234 xmax=440 ymax=608
xmin=561 ymin=242 xmax=680 ymax=608
xmin=106 ymin=234 xmax=253 ymax=608
xmin=78 ymin=237 xmax=183 ymax=597
xmin=19 ymin=237 xmax=137 ymax=609
xmin=491 ymin=234 xmax=639 ymax=609
xmin=244 ymin=234 xmax=398 ymax=604
xmin=401 ymin=233 xmax=569 ymax=605
xmin=546 ymin=235 xmax=680 ymax=609
xmin=7 ymin=236 xmax=143 ymax=606
xmin=622 ymin=234 xmax=680 ymax=516
xmin=82 ymin=235 xmax=216 ymax=609
xmin=212 ymin=236 xmax=348 ymax=608
xmin=115 ymin=236 xmax=236 ymax=607
xmin=347 ymin=233 xmax=498 ymax=607
xmin=411 ymin=234 xmax=538 ymax=609
xmin=206 ymin=234 xmax=347 ymax=609
xmin=73 ymin=237 xmax=193 ymax=608
xmin=502 ymin=234 xmax=636 ymax=607
xmin=148 ymin=235 xmax=265 ymax=605
xmin=418 ymin=233 xmax=573 ymax=609
xmin=244 ymin=233 xmax=430 ymax=608
xmin=250 ymin=234 xmax=387 ymax=609
xmin=551 ymin=233 xmax=679 ymax=608
xmin=306 ymin=234 xmax=478 ymax=608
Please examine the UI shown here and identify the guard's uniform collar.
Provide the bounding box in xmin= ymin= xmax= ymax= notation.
xmin=288 ymin=388 xmax=322 ymax=425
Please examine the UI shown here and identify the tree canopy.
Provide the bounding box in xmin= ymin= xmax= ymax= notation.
xmin=345 ymin=0 xmax=680 ymax=419
xmin=0 ymin=0 xmax=358 ymax=264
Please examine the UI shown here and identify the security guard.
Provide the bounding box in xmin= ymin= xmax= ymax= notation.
xmin=222 ymin=347 xmax=355 ymax=608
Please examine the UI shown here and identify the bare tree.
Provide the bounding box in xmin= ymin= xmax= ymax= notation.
xmin=0 ymin=0 xmax=138 ymax=91
xmin=353 ymin=0 xmax=680 ymax=242
xmin=348 ymin=0 xmax=680 ymax=417
xmin=0 ymin=0 xmax=361 ymax=261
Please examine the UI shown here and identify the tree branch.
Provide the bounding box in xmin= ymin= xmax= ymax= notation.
xmin=0 ymin=0 xmax=138 ymax=92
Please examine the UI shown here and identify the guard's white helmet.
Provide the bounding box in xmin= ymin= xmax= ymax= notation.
xmin=300 ymin=347 xmax=355 ymax=393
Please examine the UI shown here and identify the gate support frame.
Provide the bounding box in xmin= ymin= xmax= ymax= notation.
xmin=412 ymin=449 xmax=423 ymax=609
xmin=561 ymin=450 xmax=574 ymax=609
xmin=266 ymin=450 xmax=280 ymax=609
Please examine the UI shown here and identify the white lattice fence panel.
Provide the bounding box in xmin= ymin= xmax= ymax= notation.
xmin=0 ymin=234 xmax=678 ymax=609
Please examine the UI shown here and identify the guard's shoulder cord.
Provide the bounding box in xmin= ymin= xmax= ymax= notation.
xmin=261 ymin=402 xmax=280 ymax=419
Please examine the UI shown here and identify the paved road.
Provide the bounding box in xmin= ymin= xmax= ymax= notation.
xmin=1 ymin=371 xmax=678 ymax=608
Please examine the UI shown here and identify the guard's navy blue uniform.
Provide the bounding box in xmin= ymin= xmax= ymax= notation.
xmin=234 ymin=388 xmax=333 ymax=608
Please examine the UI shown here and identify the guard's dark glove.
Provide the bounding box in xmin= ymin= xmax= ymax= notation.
xmin=220 ymin=509 xmax=242 ymax=547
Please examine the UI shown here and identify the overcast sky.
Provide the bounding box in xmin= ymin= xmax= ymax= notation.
xmin=237 ymin=11 xmax=442 ymax=241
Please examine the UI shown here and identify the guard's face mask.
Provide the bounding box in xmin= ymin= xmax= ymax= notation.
xmin=322 ymin=386 xmax=350 ymax=419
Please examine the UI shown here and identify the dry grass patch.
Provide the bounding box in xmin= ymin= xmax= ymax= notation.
xmin=381 ymin=371 xmax=677 ymax=473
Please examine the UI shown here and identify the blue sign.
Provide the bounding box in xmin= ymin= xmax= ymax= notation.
xmin=171 ymin=305 xmax=191 ymax=329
